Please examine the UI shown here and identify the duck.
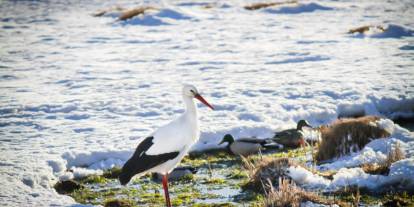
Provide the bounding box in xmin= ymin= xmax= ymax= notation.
xmin=219 ymin=134 xmax=277 ymax=156
xmin=153 ymin=166 xmax=197 ymax=181
xmin=273 ymin=119 xmax=312 ymax=148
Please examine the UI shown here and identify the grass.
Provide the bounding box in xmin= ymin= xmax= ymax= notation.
xmin=56 ymin=137 xmax=412 ymax=206
xmin=316 ymin=116 xmax=390 ymax=162
xmin=244 ymin=1 xmax=297 ymax=10
xmin=104 ymin=198 xmax=134 ymax=207
xmin=348 ymin=25 xmax=385 ymax=34
xmin=191 ymin=203 xmax=237 ymax=207
xmin=62 ymin=150 xmax=262 ymax=206
xmin=118 ymin=6 xmax=157 ymax=21
xmin=362 ymin=142 xmax=405 ymax=175
xmin=263 ymin=178 xmax=348 ymax=207
xmin=204 ymin=178 xmax=226 ymax=185
xmin=242 ymin=156 xmax=296 ymax=192
xmin=227 ymin=169 xmax=248 ymax=180
xmin=79 ymin=175 xmax=108 ymax=184
xmin=103 ymin=167 xmax=122 ymax=179
xmin=334 ymin=187 xmax=414 ymax=206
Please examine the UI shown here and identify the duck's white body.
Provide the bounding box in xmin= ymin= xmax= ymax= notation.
xmin=229 ymin=142 xmax=262 ymax=156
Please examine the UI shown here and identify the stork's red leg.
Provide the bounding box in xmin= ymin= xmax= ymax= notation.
xmin=162 ymin=174 xmax=171 ymax=207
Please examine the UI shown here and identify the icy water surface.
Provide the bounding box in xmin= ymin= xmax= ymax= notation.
xmin=0 ymin=0 xmax=413 ymax=206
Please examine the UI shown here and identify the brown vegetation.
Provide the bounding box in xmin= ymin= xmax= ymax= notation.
xmin=264 ymin=178 xmax=349 ymax=207
xmin=348 ymin=25 xmax=385 ymax=34
xmin=244 ymin=1 xmax=297 ymax=10
xmin=54 ymin=180 xmax=83 ymax=194
xmin=316 ymin=116 xmax=390 ymax=162
xmin=104 ymin=199 xmax=133 ymax=207
xmin=362 ymin=142 xmax=405 ymax=175
xmin=92 ymin=6 xmax=125 ymax=17
xmin=242 ymin=157 xmax=296 ymax=192
xmin=118 ymin=6 xmax=157 ymax=21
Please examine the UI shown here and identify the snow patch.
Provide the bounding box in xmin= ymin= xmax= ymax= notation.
xmin=264 ymin=3 xmax=333 ymax=14
xmin=319 ymin=137 xmax=407 ymax=171
xmin=62 ymin=150 xmax=131 ymax=169
xmin=371 ymin=24 xmax=414 ymax=38
xmin=119 ymin=15 xmax=170 ymax=26
xmin=47 ymin=160 xmax=66 ymax=174
xmin=118 ymin=8 xmax=192 ymax=26
xmin=337 ymin=97 xmax=414 ymax=119
xmin=287 ymin=166 xmax=330 ymax=189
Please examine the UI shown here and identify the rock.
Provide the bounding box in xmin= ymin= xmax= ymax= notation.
xmin=104 ymin=199 xmax=132 ymax=207
xmin=54 ymin=180 xmax=82 ymax=194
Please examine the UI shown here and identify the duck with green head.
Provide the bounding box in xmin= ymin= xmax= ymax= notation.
xmin=273 ymin=119 xmax=312 ymax=148
xmin=219 ymin=134 xmax=273 ymax=156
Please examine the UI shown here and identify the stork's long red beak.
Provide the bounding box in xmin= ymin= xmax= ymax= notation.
xmin=194 ymin=94 xmax=214 ymax=110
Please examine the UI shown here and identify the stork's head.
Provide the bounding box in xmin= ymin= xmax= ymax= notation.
xmin=182 ymin=84 xmax=214 ymax=110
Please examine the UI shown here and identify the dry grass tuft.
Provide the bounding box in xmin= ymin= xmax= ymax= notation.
xmin=264 ymin=178 xmax=349 ymax=207
xmin=264 ymin=178 xmax=301 ymax=207
xmin=348 ymin=25 xmax=385 ymax=34
xmin=244 ymin=1 xmax=297 ymax=10
xmin=361 ymin=163 xmax=389 ymax=175
xmin=316 ymin=116 xmax=390 ymax=162
xmin=362 ymin=142 xmax=405 ymax=175
xmin=104 ymin=198 xmax=133 ymax=207
xmin=118 ymin=6 xmax=157 ymax=21
xmin=92 ymin=5 xmax=124 ymax=17
xmin=242 ymin=157 xmax=295 ymax=192
xmin=387 ymin=142 xmax=405 ymax=165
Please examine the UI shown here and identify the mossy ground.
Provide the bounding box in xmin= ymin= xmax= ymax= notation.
xmin=59 ymin=147 xmax=413 ymax=206
xmin=65 ymin=149 xmax=261 ymax=206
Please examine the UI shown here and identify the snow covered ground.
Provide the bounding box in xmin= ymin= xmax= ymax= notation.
xmin=0 ymin=0 xmax=413 ymax=206
xmin=289 ymin=121 xmax=414 ymax=192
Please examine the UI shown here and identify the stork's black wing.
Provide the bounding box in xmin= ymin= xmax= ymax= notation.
xmin=119 ymin=136 xmax=179 ymax=185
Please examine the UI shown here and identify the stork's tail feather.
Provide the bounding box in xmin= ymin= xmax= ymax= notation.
xmin=119 ymin=159 xmax=137 ymax=185
xmin=118 ymin=171 xmax=132 ymax=185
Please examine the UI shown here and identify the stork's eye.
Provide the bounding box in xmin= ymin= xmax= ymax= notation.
xmin=190 ymin=89 xmax=195 ymax=94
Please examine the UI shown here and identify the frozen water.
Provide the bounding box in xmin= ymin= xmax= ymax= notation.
xmin=0 ymin=0 xmax=413 ymax=206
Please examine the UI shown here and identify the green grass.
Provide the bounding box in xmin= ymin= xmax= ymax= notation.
xmin=203 ymin=178 xmax=226 ymax=185
xmin=60 ymin=149 xmax=290 ymax=206
xmin=78 ymin=175 xmax=108 ymax=184
xmin=57 ymin=146 xmax=413 ymax=207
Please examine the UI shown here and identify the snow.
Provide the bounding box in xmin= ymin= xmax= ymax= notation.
xmin=301 ymin=201 xmax=338 ymax=207
xmin=0 ymin=0 xmax=413 ymax=206
xmin=264 ymin=3 xmax=333 ymax=14
xmin=288 ymin=158 xmax=414 ymax=192
xmin=287 ymin=122 xmax=414 ymax=192
xmin=287 ymin=166 xmax=330 ymax=189
xmin=351 ymin=24 xmax=414 ymax=39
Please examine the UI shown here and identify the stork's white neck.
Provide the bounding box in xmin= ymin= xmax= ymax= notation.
xmin=183 ymin=95 xmax=197 ymax=116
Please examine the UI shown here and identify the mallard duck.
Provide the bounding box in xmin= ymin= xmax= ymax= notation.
xmin=153 ymin=166 xmax=197 ymax=181
xmin=219 ymin=134 xmax=275 ymax=156
xmin=273 ymin=120 xmax=312 ymax=148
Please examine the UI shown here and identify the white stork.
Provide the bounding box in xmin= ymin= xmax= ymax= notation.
xmin=119 ymin=84 xmax=214 ymax=207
